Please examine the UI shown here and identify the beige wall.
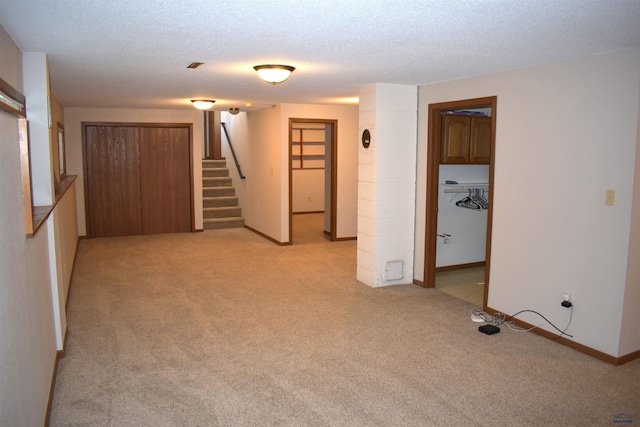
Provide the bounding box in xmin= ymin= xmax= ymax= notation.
xmin=0 ymin=25 xmax=58 ymax=426
xmin=64 ymin=107 xmax=205 ymax=235
xmin=0 ymin=25 xmax=21 ymax=88
xmin=416 ymin=49 xmax=640 ymax=357
xmin=280 ymin=103 xmax=359 ymax=240
xmin=221 ymin=103 xmax=358 ymax=243
xmin=54 ymin=181 xmax=78 ymax=304
xmin=243 ymin=105 xmax=284 ymax=240
xmin=292 ymin=169 xmax=325 ymax=213
xmin=620 ymin=83 xmax=640 ymax=356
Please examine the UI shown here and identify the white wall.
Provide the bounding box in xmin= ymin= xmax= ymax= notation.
xmin=415 ymin=50 xmax=640 ymax=357
xmin=293 ymin=169 xmax=325 ymax=213
xmin=238 ymin=106 xmax=283 ymax=240
xmin=220 ymin=110 xmax=249 ymax=227
xmin=281 ymin=103 xmax=359 ymax=240
xmin=619 ymin=85 xmax=640 ymax=356
xmin=291 ymin=122 xmax=328 ymax=214
xmin=222 ymin=103 xmax=358 ymax=243
xmin=0 ymin=26 xmax=58 ymax=426
xmin=22 ymin=53 xmax=54 ymax=206
xmin=64 ymin=107 xmax=205 ymax=235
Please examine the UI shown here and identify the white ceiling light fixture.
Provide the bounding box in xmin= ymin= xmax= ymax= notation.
xmin=190 ymin=99 xmax=215 ymax=110
xmin=253 ymin=64 xmax=295 ymax=85
xmin=229 ymin=108 xmax=240 ymax=115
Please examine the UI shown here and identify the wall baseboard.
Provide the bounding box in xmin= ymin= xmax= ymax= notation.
xmin=485 ymin=306 xmax=640 ymax=366
xmin=332 ymin=236 xmax=356 ymax=241
xmin=244 ymin=225 xmax=290 ymax=246
xmin=65 ymin=238 xmax=81 ymax=311
xmin=44 ymin=347 xmax=64 ymax=427
xmin=435 ymin=261 xmax=485 ymax=273
xmin=616 ymin=349 xmax=640 ymax=365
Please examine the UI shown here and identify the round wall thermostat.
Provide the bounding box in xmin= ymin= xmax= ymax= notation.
xmin=362 ymin=129 xmax=371 ymax=148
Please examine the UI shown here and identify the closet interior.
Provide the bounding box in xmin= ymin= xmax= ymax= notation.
xmin=435 ymin=108 xmax=491 ymax=306
xmin=289 ymin=119 xmax=335 ymax=242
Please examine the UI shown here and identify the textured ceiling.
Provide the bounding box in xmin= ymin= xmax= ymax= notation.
xmin=1 ymin=0 xmax=639 ymax=111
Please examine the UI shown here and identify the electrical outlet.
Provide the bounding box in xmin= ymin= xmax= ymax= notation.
xmin=561 ymin=292 xmax=573 ymax=308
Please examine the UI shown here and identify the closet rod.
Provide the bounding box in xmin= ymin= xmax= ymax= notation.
xmin=444 ymin=188 xmax=490 ymax=194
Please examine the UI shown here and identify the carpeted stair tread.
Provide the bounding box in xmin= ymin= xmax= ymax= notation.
xmin=203 ymin=196 xmax=239 ymax=207
xmin=203 ymin=217 xmax=245 ymax=229
xmin=201 ymin=159 xmax=244 ymax=229
xmin=203 ymin=206 xmax=242 ymax=218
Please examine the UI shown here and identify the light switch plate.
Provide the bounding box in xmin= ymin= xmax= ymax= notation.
xmin=605 ymin=189 xmax=615 ymax=206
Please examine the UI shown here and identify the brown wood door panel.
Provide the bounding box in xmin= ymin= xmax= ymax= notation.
xmin=470 ymin=116 xmax=491 ymax=164
xmin=441 ymin=115 xmax=470 ymax=163
xmin=85 ymin=125 xmax=142 ymax=237
xmin=139 ymin=127 xmax=192 ymax=235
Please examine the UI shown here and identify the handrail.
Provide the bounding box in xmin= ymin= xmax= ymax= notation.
xmin=221 ymin=122 xmax=245 ymax=180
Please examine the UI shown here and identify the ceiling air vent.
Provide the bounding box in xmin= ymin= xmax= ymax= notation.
xmin=186 ymin=62 xmax=204 ymax=69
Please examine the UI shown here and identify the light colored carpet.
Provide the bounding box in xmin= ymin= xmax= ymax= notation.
xmin=50 ymin=214 xmax=639 ymax=426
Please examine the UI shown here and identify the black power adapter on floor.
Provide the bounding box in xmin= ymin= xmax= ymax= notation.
xmin=479 ymin=324 xmax=500 ymax=335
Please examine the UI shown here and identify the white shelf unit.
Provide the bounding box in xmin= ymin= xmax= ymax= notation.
xmin=291 ymin=124 xmax=326 ymax=170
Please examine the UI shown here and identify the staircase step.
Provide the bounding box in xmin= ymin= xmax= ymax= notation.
xmin=203 ymin=186 xmax=236 ymax=197
xmin=203 ymin=177 xmax=232 ymax=187
xmin=203 ymin=206 xmax=242 ymax=219
xmin=201 ymin=159 xmax=243 ymax=229
xmin=203 ymin=217 xmax=245 ymax=230
xmin=202 ymin=159 xmax=227 ymax=169
xmin=203 ymin=168 xmax=230 ymax=178
xmin=203 ymin=196 xmax=239 ymax=208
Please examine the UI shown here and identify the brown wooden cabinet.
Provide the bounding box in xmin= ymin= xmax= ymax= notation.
xmin=84 ymin=124 xmax=192 ymax=237
xmin=441 ymin=115 xmax=491 ymax=164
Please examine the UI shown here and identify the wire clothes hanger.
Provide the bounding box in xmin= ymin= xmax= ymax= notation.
xmin=455 ymin=188 xmax=489 ymax=210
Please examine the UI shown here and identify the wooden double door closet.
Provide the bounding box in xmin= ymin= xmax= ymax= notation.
xmin=83 ymin=123 xmax=194 ymax=238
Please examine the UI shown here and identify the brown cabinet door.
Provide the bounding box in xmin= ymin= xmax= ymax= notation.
xmin=139 ymin=127 xmax=192 ymax=235
xmin=441 ymin=115 xmax=470 ymax=164
xmin=85 ymin=125 xmax=142 ymax=237
xmin=470 ymin=116 xmax=491 ymax=164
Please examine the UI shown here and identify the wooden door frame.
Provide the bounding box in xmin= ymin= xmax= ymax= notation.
xmin=82 ymin=122 xmax=195 ymax=237
xmin=424 ymin=97 xmax=497 ymax=309
xmin=288 ymin=118 xmax=338 ymax=243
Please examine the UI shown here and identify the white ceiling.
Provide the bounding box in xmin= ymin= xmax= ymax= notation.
xmin=1 ymin=0 xmax=640 ymax=111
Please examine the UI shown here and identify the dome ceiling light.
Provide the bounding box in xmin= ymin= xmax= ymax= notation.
xmin=190 ymin=99 xmax=215 ymax=110
xmin=253 ymin=64 xmax=295 ymax=85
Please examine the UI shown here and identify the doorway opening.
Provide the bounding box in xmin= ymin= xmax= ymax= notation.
xmin=289 ymin=118 xmax=337 ymax=244
xmin=423 ymin=97 xmax=497 ymax=309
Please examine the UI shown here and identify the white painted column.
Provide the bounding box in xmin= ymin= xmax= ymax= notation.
xmin=357 ymin=84 xmax=418 ymax=287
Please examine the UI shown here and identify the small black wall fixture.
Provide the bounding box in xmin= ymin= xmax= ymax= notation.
xmin=362 ymin=129 xmax=371 ymax=148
